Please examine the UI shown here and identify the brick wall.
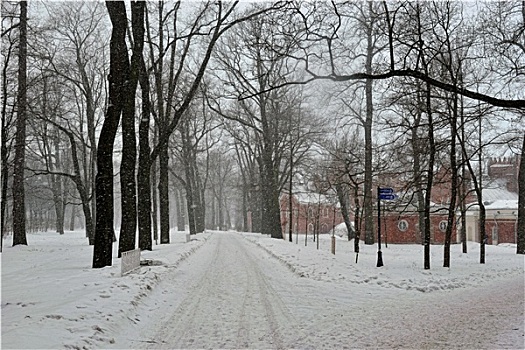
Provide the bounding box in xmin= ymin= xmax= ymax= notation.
xmin=280 ymin=194 xmax=344 ymax=236
xmin=381 ymin=213 xmax=457 ymax=244
xmin=484 ymin=219 xmax=517 ymax=244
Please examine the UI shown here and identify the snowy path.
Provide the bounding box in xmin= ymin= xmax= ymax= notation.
xmin=117 ymin=232 xmax=524 ymax=349
xmin=124 ymin=232 xmax=304 ymax=349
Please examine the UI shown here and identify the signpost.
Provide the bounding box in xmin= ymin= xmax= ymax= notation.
xmin=377 ymin=187 xmax=396 ymax=267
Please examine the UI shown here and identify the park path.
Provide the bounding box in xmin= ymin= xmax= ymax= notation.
xmin=123 ymin=232 xmax=524 ymax=349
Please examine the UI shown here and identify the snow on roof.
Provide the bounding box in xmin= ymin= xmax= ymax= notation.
xmin=489 ymin=163 xmax=514 ymax=168
xmin=484 ymin=200 xmax=518 ymax=210
xmin=293 ymin=191 xmax=336 ymax=205
xmin=480 ymin=179 xmax=518 ymax=202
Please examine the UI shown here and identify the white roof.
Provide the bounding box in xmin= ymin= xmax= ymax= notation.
xmin=480 ymin=179 xmax=518 ymax=202
xmin=484 ymin=200 xmax=518 ymax=210
xmin=293 ymin=191 xmax=336 ymax=205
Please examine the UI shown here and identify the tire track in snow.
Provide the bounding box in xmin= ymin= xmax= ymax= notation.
xmin=143 ymin=232 xmax=303 ymax=349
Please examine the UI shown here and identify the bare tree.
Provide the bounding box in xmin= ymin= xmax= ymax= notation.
xmin=32 ymin=2 xmax=108 ymax=244
xmin=211 ymin=9 xmax=313 ymax=239
xmin=118 ymin=1 xmax=145 ymax=258
xmin=1 ymin=1 xmax=20 ymax=247
xmin=258 ymin=1 xmax=524 ymax=261
xmin=93 ymin=1 xmax=130 ymax=268
xmin=12 ymin=0 xmax=27 ymax=246
xmin=477 ymin=1 xmax=525 ymax=254
xmin=140 ymin=1 xmax=288 ymax=246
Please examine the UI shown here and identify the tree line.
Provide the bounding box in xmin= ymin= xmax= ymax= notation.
xmin=1 ymin=1 xmax=523 ymax=269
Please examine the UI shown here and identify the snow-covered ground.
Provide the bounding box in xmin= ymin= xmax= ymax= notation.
xmin=1 ymin=230 xmax=524 ymax=349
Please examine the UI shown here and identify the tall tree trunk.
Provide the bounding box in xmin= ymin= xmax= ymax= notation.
xmin=517 ymin=134 xmax=525 ymax=254
xmin=354 ymin=186 xmax=361 ymax=253
xmin=417 ymin=4 xmax=435 ymax=270
xmin=443 ymin=91 xmax=458 ymax=268
xmin=138 ymin=54 xmax=152 ymax=251
xmin=182 ymin=127 xmax=196 ymax=235
xmin=218 ymin=190 xmax=224 ymax=231
xmin=93 ymin=2 xmax=128 ymax=268
xmin=119 ymin=1 xmax=145 ymax=257
xmin=260 ymin=149 xmax=282 ymax=239
xmin=52 ymin=136 xmax=65 ymax=235
xmin=242 ymin=183 xmax=248 ymax=232
xmin=288 ymin=147 xmax=293 ymax=242
xmin=186 ymin=189 xmax=196 ymax=236
xmin=196 ymin=174 xmax=206 ymax=233
xmin=1 ymin=24 xmax=13 ymax=248
xmin=259 ymin=92 xmax=282 ymax=239
xmin=158 ymin=142 xmax=170 ymax=243
xmin=12 ymin=1 xmax=28 ymax=246
xmin=55 ymin=122 xmax=94 ymax=244
xmin=459 ymin=97 xmax=468 ymax=254
xmin=76 ymin=40 xmax=97 ymax=242
xmin=411 ymin=88 xmax=426 ymax=244
xmin=363 ymin=2 xmax=375 ymax=245
xmin=478 ymin=113 xmax=487 ymax=263
xmin=151 ymin=134 xmax=159 ymax=243
xmin=422 ymin=81 xmax=435 ymax=270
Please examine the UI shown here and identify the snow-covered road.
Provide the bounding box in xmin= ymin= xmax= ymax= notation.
xmin=117 ymin=232 xmax=524 ymax=349
xmin=123 ymin=232 xmax=304 ymax=349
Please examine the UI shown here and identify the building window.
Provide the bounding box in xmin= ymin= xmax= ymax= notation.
xmin=439 ymin=220 xmax=448 ymax=232
xmin=398 ymin=220 xmax=409 ymax=231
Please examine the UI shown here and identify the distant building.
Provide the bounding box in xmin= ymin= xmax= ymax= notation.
xmin=465 ymin=199 xmax=519 ymax=245
xmin=279 ymin=190 xmax=344 ymax=236
xmin=487 ymin=155 xmax=520 ymax=193
xmin=379 ymin=203 xmax=456 ymax=244
xmin=376 ymin=155 xmax=520 ymax=245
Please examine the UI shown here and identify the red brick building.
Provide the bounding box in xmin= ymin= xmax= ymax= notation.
xmin=383 ymin=156 xmax=520 ymax=245
xmin=277 ymin=155 xmax=519 ymax=245
xmin=465 ymin=200 xmax=519 ymax=245
xmin=380 ymin=206 xmax=457 ymax=244
xmin=279 ymin=192 xmax=344 ymax=236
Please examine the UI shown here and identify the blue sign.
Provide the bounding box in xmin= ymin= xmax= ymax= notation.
xmin=379 ymin=187 xmax=394 ymax=194
xmin=379 ymin=194 xmax=396 ymax=200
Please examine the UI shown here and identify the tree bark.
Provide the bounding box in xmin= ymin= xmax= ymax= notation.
xmin=443 ymin=91 xmax=458 ymax=268
xmin=158 ymin=142 xmax=170 ymax=243
xmin=93 ymin=1 xmax=128 ymax=268
xmin=138 ymin=54 xmax=152 ymax=251
xmin=119 ymin=1 xmax=145 ymax=257
xmin=51 ymin=134 xmax=65 ymax=235
xmin=12 ymin=1 xmax=28 ymax=246
xmin=1 ymin=20 xmax=14 ymax=246
xmin=363 ymin=2 xmax=375 ymax=245
xmin=517 ymin=135 xmax=525 ymax=254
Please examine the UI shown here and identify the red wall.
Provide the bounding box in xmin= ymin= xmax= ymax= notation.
xmin=381 ymin=213 xmax=457 ymax=244
xmin=484 ymin=220 xmax=517 ymax=244
xmin=280 ymin=195 xmax=344 ymax=235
